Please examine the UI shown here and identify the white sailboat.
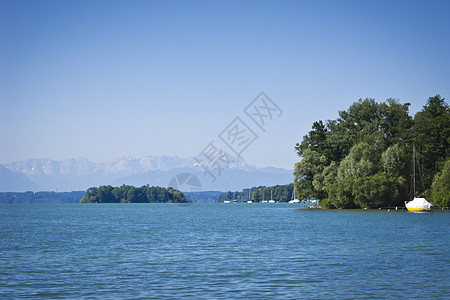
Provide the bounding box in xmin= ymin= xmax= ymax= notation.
xmin=247 ymin=188 xmax=253 ymax=203
xmin=288 ymin=187 xmax=300 ymax=203
xmin=268 ymin=190 xmax=275 ymax=203
xmin=261 ymin=190 xmax=268 ymax=203
xmin=224 ymin=190 xmax=231 ymax=203
xmin=405 ymin=146 xmax=433 ymax=212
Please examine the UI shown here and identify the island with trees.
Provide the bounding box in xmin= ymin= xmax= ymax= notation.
xmin=294 ymin=95 xmax=449 ymax=209
xmin=80 ymin=185 xmax=186 ymax=203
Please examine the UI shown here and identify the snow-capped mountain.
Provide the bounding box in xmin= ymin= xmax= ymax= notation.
xmin=1 ymin=155 xmax=292 ymax=192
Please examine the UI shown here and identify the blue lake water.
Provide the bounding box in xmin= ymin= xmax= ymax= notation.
xmin=1 ymin=203 xmax=449 ymax=299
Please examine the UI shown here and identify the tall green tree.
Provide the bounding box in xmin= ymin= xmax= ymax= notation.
xmin=352 ymin=172 xmax=397 ymax=208
xmin=380 ymin=99 xmax=413 ymax=147
xmin=414 ymin=95 xmax=450 ymax=189
xmin=294 ymin=97 xmax=421 ymax=208
xmin=293 ymin=149 xmax=326 ymax=199
xmin=431 ymin=158 xmax=450 ymax=207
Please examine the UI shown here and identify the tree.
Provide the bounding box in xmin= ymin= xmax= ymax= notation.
xmin=294 ymin=149 xmax=327 ymax=199
xmin=379 ymin=99 xmax=413 ymax=146
xmin=431 ymin=159 xmax=450 ymax=207
xmin=293 ymin=96 xmax=447 ymax=208
xmin=98 ymin=185 xmax=114 ymax=203
xmin=80 ymin=185 xmax=185 ymax=203
xmin=414 ymin=95 xmax=450 ymax=188
xmin=295 ymin=121 xmax=327 ymax=157
xmin=353 ymin=172 xmax=396 ymax=208
xmin=168 ymin=187 xmax=186 ymax=203
xmin=381 ymin=144 xmax=406 ymax=178
xmin=329 ymin=178 xmax=355 ymax=208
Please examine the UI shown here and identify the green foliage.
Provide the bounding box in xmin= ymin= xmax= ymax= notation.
xmin=318 ymin=198 xmax=334 ymax=209
xmin=431 ymin=159 xmax=450 ymax=207
xmin=80 ymin=185 xmax=186 ymax=203
xmin=253 ymin=184 xmax=294 ymax=202
xmin=336 ymin=142 xmax=378 ymax=181
xmin=328 ymin=178 xmax=355 ymax=208
xmin=0 ymin=191 xmax=85 ymax=204
xmin=218 ymin=184 xmax=294 ymax=203
xmin=414 ymin=95 xmax=450 ymax=189
xmin=293 ymin=149 xmax=326 ymax=199
xmin=294 ymin=96 xmax=449 ymax=209
xmin=381 ymin=144 xmax=406 ymax=178
xmin=217 ymin=187 xmax=264 ymax=202
xmin=352 ymin=172 xmax=396 ymax=209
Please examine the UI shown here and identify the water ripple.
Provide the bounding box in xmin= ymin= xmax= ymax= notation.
xmin=0 ymin=204 xmax=449 ymax=299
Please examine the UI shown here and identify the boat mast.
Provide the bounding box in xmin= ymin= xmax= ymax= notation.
xmin=413 ymin=145 xmax=416 ymax=198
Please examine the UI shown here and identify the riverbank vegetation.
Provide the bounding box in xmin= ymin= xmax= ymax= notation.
xmin=0 ymin=191 xmax=85 ymax=204
xmin=294 ymin=95 xmax=449 ymax=209
xmin=80 ymin=185 xmax=186 ymax=203
xmin=218 ymin=184 xmax=294 ymax=202
xmin=252 ymin=184 xmax=294 ymax=202
xmin=218 ymin=187 xmax=264 ymax=203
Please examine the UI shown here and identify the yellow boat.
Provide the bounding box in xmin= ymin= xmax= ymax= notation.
xmin=405 ymin=197 xmax=433 ymax=212
xmin=405 ymin=146 xmax=433 ymax=212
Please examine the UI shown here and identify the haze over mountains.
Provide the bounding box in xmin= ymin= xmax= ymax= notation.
xmin=0 ymin=155 xmax=293 ymax=192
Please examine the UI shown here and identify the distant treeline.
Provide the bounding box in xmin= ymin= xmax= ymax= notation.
xmin=253 ymin=184 xmax=295 ymax=202
xmin=218 ymin=186 xmax=264 ymax=203
xmin=80 ymin=185 xmax=186 ymax=203
xmin=218 ymin=184 xmax=294 ymax=202
xmin=295 ymin=95 xmax=450 ymax=209
xmin=189 ymin=191 xmax=223 ymax=203
xmin=0 ymin=191 xmax=85 ymax=204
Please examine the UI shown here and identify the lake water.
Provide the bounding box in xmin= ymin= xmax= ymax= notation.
xmin=1 ymin=203 xmax=448 ymax=299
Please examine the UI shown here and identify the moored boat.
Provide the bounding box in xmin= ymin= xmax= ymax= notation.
xmin=288 ymin=187 xmax=300 ymax=203
xmin=405 ymin=197 xmax=433 ymax=212
xmin=268 ymin=190 xmax=275 ymax=203
xmin=405 ymin=146 xmax=433 ymax=212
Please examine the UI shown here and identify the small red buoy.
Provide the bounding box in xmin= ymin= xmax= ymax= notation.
xmin=387 ymin=209 xmax=391 ymax=212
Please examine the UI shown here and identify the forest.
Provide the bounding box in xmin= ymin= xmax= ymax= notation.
xmin=217 ymin=187 xmax=264 ymax=202
xmin=294 ymin=95 xmax=449 ymax=209
xmin=80 ymin=185 xmax=186 ymax=203
xmin=218 ymin=184 xmax=294 ymax=202
xmin=0 ymin=191 xmax=85 ymax=204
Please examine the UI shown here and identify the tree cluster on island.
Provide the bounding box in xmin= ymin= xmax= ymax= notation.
xmin=80 ymin=185 xmax=186 ymax=203
xmin=294 ymin=95 xmax=449 ymax=209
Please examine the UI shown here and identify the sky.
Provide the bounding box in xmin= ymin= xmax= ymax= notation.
xmin=1 ymin=0 xmax=449 ymax=170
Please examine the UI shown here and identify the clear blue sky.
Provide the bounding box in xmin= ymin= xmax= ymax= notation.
xmin=1 ymin=0 xmax=449 ymax=169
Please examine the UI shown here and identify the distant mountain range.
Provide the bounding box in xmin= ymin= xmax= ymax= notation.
xmin=0 ymin=155 xmax=293 ymax=192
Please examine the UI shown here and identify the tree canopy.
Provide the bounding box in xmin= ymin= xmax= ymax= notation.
xmin=80 ymin=185 xmax=186 ymax=203
xmin=218 ymin=184 xmax=294 ymax=203
xmin=294 ymin=95 xmax=449 ymax=208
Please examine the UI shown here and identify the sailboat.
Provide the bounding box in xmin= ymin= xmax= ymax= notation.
xmin=224 ymin=190 xmax=231 ymax=203
xmin=247 ymin=189 xmax=253 ymax=203
xmin=405 ymin=146 xmax=433 ymax=212
xmin=261 ymin=190 xmax=268 ymax=203
xmin=268 ymin=190 xmax=275 ymax=203
xmin=288 ymin=187 xmax=300 ymax=203
xmin=232 ymin=191 xmax=238 ymax=203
